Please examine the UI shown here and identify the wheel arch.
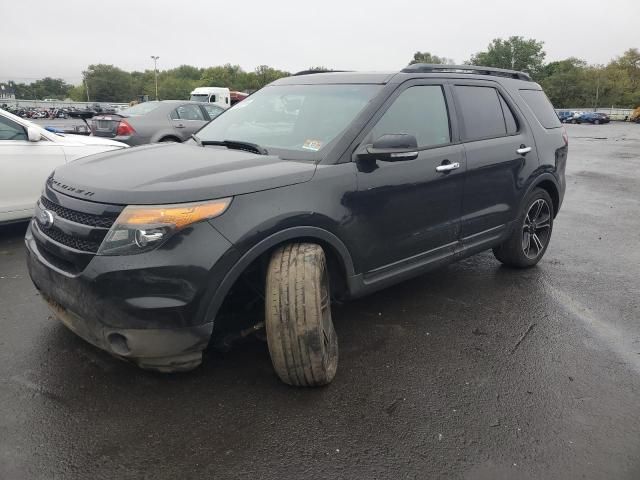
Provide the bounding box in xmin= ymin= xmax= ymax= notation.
xmin=157 ymin=134 xmax=181 ymax=143
xmin=525 ymin=174 xmax=560 ymax=217
xmin=202 ymin=227 xmax=356 ymax=326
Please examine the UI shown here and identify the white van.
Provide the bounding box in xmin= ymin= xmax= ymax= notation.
xmin=189 ymin=87 xmax=230 ymax=109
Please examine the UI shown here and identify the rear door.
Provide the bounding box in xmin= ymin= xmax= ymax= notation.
xmin=452 ymin=81 xmax=539 ymax=249
xmin=170 ymin=104 xmax=209 ymax=140
xmin=353 ymin=81 xmax=466 ymax=274
xmin=0 ymin=116 xmax=65 ymax=218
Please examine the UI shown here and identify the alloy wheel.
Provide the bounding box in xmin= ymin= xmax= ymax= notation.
xmin=522 ymin=199 xmax=552 ymax=259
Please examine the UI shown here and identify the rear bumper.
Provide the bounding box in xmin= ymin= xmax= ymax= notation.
xmin=25 ymin=220 xmax=234 ymax=371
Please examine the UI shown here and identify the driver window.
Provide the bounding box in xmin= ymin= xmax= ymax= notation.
xmin=0 ymin=115 xmax=28 ymax=141
xmin=370 ymin=86 xmax=451 ymax=148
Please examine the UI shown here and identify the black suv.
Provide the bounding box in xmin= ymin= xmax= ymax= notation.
xmin=26 ymin=65 xmax=567 ymax=386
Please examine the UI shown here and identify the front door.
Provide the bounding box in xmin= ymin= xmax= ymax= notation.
xmin=352 ymin=82 xmax=466 ymax=274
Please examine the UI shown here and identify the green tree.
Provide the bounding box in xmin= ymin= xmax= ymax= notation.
xmin=67 ymin=84 xmax=87 ymax=102
xmin=468 ymin=36 xmax=546 ymax=77
xmin=538 ymin=58 xmax=589 ymax=107
xmin=30 ymin=77 xmax=72 ymax=99
xmin=253 ymin=65 xmax=289 ymax=89
xmin=83 ymin=64 xmax=133 ymax=102
xmin=409 ymin=52 xmax=453 ymax=65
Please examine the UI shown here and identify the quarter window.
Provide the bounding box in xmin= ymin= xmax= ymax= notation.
xmin=519 ymin=89 xmax=561 ymax=129
xmin=370 ymin=86 xmax=450 ymax=148
xmin=455 ymin=86 xmax=507 ymax=141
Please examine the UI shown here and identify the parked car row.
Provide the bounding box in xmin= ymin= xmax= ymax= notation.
xmin=556 ymin=110 xmax=611 ymax=124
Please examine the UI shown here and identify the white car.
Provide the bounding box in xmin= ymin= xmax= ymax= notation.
xmin=0 ymin=109 xmax=127 ymax=224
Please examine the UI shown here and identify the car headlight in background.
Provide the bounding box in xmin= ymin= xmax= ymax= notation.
xmin=97 ymin=197 xmax=232 ymax=255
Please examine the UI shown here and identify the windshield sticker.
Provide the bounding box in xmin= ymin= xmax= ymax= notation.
xmin=302 ymin=139 xmax=322 ymax=151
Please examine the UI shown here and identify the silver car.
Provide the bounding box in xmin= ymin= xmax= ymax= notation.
xmin=91 ymin=100 xmax=224 ymax=146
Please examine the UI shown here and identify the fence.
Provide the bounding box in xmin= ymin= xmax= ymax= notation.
xmin=1 ymin=99 xmax=129 ymax=111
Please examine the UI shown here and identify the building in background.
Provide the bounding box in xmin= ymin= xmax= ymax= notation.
xmin=0 ymin=84 xmax=16 ymax=101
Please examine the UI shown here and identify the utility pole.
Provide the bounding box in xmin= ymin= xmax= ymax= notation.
xmin=151 ymin=55 xmax=160 ymax=100
xmin=84 ymin=74 xmax=90 ymax=102
xmin=594 ymin=74 xmax=600 ymax=111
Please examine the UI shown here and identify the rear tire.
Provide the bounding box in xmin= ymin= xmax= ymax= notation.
xmin=493 ymin=188 xmax=554 ymax=268
xmin=594 ymin=119 xmax=600 ymax=125
xmin=265 ymin=243 xmax=338 ymax=387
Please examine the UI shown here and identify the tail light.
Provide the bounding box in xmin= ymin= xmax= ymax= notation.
xmin=116 ymin=120 xmax=135 ymax=136
xmin=561 ymin=126 xmax=569 ymax=146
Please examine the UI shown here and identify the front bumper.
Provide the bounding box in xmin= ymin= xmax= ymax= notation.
xmin=26 ymin=220 xmax=234 ymax=371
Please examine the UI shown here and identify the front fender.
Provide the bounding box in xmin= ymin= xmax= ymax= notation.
xmin=199 ymin=226 xmax=356 ymax=326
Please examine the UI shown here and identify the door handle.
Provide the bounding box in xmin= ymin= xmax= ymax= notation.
xmin=517 ymin=146 xmax=532 ymax=155
xmin=435 ymin=162 xmax=460 ymax=173
xmin=175 ymin=123 xmax=186 ymax=128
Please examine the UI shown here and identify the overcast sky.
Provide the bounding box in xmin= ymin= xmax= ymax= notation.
xmin=2 ymin=0 xmax=638 ymax=84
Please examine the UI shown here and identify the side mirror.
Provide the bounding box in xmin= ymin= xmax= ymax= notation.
xmin=27 ymin=126 xmax=42 ymax=142
xmin=359 ymin=134 xmax=418 ymax=162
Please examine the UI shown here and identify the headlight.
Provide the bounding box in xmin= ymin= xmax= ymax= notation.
xmin=97 ymin=197 xmax=232 ymax=255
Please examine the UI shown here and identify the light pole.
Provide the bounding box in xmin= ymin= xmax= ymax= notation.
xmin=150 ymin=55 xmax=160 ymax=100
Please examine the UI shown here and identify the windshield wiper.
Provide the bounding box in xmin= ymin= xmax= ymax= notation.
xmin=194 ymin=136 xmax=268 ymax=155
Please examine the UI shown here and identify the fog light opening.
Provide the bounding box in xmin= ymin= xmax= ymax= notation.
xmin=107 ymin=333 xmax=131 ymax=356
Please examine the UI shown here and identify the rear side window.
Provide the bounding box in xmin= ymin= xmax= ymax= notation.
xmin=454 ymin=86 xmax=506 ymax=141
xmin=173 ymin=104 xmax=206 ymax=121
xmin=519 ymin=89 xmax=561 ymax=128
xmin=370 ymin=85 xmax=451 ymax=148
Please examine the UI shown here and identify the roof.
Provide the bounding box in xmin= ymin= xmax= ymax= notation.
xmin=270 ymin=64 xmax=533 ymax=86
xmin=402 ymin=64 xmax=532 ymax=81
xmin=272 ymin=72 xmax=397 ymax=85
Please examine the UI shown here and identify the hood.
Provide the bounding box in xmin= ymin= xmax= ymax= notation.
xmin=56 ymin=134 xmax=128 ymax=148
xmin=49 ymin=142 xmax=317 ymax=205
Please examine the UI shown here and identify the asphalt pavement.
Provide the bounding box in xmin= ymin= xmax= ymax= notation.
xmin=1 ymin=123 xmax=639 ymax=479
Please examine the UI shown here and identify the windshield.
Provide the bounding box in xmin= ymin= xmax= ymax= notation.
xmin=190 ymin=94 xmax=210 ymax=102
xmin=121 ymin=102 xmax=161 ymax=116
xmin=196 ymin=84 xmax=381 ymax=158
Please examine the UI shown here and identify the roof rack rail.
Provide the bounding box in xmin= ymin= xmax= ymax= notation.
xmin=401 ymin=64 xmax=532 ymax=81
xmin=293 ymin=69 xmax=350 ymax=76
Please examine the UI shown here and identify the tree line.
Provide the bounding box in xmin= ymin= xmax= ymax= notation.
xmin=4 ymin=38 xmax=639 ymax=109
xmin=413 ymin=38 xmax=639 ymax=109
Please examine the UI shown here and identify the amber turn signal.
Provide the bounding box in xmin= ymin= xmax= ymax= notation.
xmin=116 ymin=198 xmax=232 ymax=229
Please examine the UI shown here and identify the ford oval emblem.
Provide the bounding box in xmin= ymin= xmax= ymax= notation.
xmin=39 ymin=209 xmax=55 ymax=229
